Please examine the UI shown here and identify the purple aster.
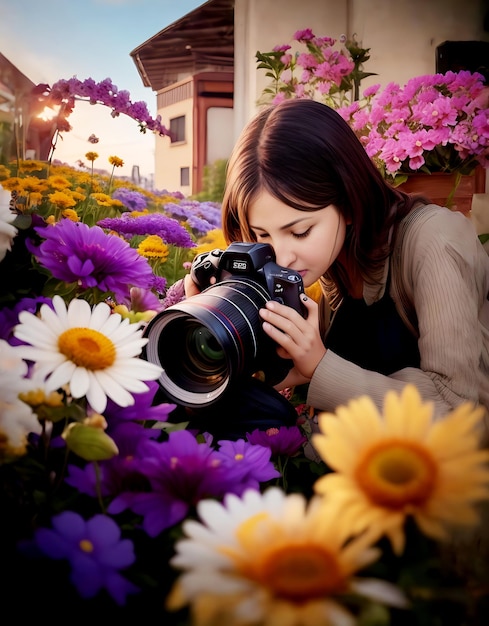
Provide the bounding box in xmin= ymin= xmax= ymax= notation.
xmin=34 ymin=511 xmax=138 ymax=605
xmin=30 ymin=219 xmax=156 ymax=302
xmin=214 ymin=438 xmax=280 ymax=494
xmin=107 ymin=429 xmax=245 ymax=536
xmin=246 ymin=426 xmax=307 ymax=457
xmin=112 ymin=188 xmax=148 ymax=212
xmin=97 ymin=213 xmax=196 ymax=248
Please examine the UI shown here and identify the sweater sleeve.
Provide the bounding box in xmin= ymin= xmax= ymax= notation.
xmin=307 ymin=206 xmax=489 ymax=419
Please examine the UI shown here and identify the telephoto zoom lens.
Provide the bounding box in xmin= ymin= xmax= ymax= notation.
xmin=143 ymin=278 xmax=273 ymax=407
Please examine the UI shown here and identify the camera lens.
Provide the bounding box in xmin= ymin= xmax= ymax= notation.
xmin=143 ymin=278 xmax=272 ymax=407
xmin=183 ymin=322 xmax=226 ymax=381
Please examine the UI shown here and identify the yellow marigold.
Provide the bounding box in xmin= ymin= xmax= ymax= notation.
xmin=18 ymin=160 xmax=45 ymax=173
xmin=20 ymin=176 xmax=48 ymax=194
xmin=85 ymin=151 xmax=99 ymax=162
xmin=28 ymin=192 xmax=43 ymax=207
xmin=194 ymin=228 xmax=227 ymax=255
xmin=48 ymin=191 xmax=77 ymax=210
xmin=90 ymin=192 xmax=113 ymax=207
xmin=129 ymin=209 xmax=149 ymax=217
xmin=108 ymin=155 xmax=124 ymax=167
xmin=47 ymin=175 xmax=71 ymax=190
xmin=62 ymin=208 xmax=80 ymax=222
xmin=1 ymin=177 xmax=25 ymax=192
xmin=137 ymin=235 xmax=170 ymax=259
xmin=69 ymin=190 xmax=86 ymax=203
xmin=0 ymin=164 xmax=12 ymax=180
xmin=312 ymin=384 xmax=489 ymax=555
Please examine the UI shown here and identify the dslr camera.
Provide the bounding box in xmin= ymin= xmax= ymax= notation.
xmin=143 ymin=242 xmax=307 ymax=408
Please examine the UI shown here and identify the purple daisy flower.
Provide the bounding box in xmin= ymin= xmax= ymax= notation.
xmin=107 ymin=429 xmax=247 ymax=536
xmin=215 ymin=438 xmax=280 ymax=494
xmin=112 ymin=188 xmax=148 ymax=212
xmin=97 ymin=214 xmax=196 ymax=248
xmin=30 ymin=219 xmax=156 ymax=302
xmin=34 ymin=511 xmax=138 ymax=605
xmin=246 ymin=425 xmax=307 ymax=457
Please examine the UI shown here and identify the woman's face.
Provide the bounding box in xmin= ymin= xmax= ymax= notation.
xmin=247 ymin=190 xmax=346 ymax=288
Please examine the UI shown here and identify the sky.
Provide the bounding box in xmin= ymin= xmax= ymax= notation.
xmin=0 ymin=0 xmax=204 ymax=182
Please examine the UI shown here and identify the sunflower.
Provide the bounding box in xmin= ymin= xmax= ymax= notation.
xmin=312 ymin=385 xmax=489 ymax=554
xmin=167 ymin=487 xmax=406 ymax=626
xmin=13 ymin=295 xmax=162 ymax=413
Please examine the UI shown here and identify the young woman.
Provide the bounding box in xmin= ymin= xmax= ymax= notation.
xmin=198 ymin=97 xmax=488 ymax=430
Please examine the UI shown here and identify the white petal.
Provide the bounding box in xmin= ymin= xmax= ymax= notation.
xmin=69 ymin=366 xmax=91 ymax=399
xmin=89 ymin=301 xmax=116 ymax=330
xmin=45 ymin=360 xmax=77 ymax=392
xmin=351 ymin=578 xmax=409 ymax=608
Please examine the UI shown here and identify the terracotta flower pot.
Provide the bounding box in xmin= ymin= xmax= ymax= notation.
xmin=396 ymin=167 xmax=486 ymax=216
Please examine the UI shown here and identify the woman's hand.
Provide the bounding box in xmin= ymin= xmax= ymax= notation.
xmin=259 ymin=296 xmax=326 ymax=381
xmin=183 ymin=273 xmax=202 ymax=298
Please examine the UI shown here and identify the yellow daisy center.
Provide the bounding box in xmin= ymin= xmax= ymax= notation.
xmin=256 ymin=544 xmax=344 ymax=601
xmin=355 ymin=439 xmax=438 ymax=508
xmin=58 ymin=328 xmax=116 ymax=370
xmin=229 ymin=513 xmax=345 ymax=602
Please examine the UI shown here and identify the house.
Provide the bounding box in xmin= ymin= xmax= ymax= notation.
xmin=131 ymin=0 xmax=489 ymax=195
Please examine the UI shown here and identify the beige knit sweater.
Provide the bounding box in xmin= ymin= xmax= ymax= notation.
xmin=307 ymin=204 xmax=489 ymax=436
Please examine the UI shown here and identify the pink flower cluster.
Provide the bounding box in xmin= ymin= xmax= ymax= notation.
xmin=35 ymin=77 xmax=170 ymax=137
xmin=267 ymin=29 xmax=355 ymax=105
xmin=338 ymin=71 xmax=489 ymax=176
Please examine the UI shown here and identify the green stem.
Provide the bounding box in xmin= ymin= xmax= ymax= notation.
xmin=445 ymin=171 xmax=462 ymax=210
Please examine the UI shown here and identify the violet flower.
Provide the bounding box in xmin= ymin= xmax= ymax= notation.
xmin=108 ymin=430 xmax=263 ymax=536
xmin=34 ymin=511 xmax=139 ymax=605
xmin=112 ymin=188 xmax=148 ymax=212
xmin=215 ymin=438 xmax=280 ymax=494
xmin=30 ymin=219 xmax=156 ymax=302
xmin=247 ymin=425 xmax=307 ymax=457
xmin=97 ymin=213 xmax=196 ymax=248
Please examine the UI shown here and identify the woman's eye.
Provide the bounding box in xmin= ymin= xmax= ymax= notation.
xmin=292 ymin=227 xmax=312 ymax=239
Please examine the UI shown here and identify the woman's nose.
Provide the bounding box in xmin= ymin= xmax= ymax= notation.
xmin=272 ymin=243 xmax=296 ymax=269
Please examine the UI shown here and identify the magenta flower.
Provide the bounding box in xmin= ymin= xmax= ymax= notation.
xmin=30 ymin=219 xmax=156 ymax=302
xmin=246 ymin=425 xmax=307 ymax=457
xmin=338 ymin=69 xmax=489 ymax=176
xmin=34 ymin=511 xmax=138 ymax=605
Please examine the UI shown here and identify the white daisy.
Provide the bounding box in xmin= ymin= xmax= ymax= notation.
xmin=167 ymin=487 xmax=407 ymax=626
xmin=0 ymin=340 xmax=42 ymax=460
xmin=13 ymin=295 xmax=163 ymax=413
xmin=0 ymin=202 xmax=18 ymax=262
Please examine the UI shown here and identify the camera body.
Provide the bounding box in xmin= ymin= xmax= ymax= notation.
xmin=191 ymin=242 xmax=306 ymax=316
xmin=143 ymin=242 xmax=306 ymax=408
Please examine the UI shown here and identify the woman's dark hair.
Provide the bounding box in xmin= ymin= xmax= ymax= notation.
xmin=221 ymin=99 xmax=425 ymax=303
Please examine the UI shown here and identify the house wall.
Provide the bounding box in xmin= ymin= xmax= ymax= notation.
xmin=155 ymin=82 xmax=194 ymax=193
xmin=234 ymin=0 xmax=489 ymax=140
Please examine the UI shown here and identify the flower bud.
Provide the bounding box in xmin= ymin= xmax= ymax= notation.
xmin=62 ymin=422 xmax=119 ymax=461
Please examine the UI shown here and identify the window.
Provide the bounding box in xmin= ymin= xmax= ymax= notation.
xmin=180 ymin=167 xmax=190 ymax=187
xmin=170 ymin=115 xmax=185 ymax=143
